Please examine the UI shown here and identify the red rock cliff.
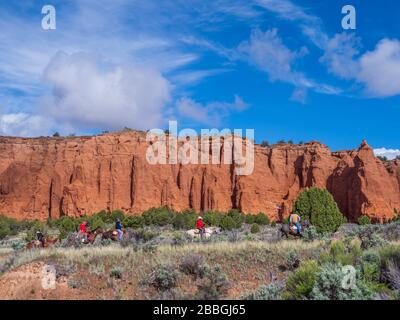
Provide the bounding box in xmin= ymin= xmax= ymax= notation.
xmin=0 ymin=132 xmax=398 ymax=222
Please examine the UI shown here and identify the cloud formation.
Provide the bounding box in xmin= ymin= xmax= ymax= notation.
xmin=40 ymin=51 xmax=171 ymax=131
xmin=358 ymin=39 xmax=400 ymax=97
xmin=238 ymin=28 xmax=340 ymax=100
xmin=176 ymin=95 xmax=248 ymax=125
xmin=0 ymin=113 xmax=52 ymax=137
xmin=374 ymin=148 xmax=400 ymax=160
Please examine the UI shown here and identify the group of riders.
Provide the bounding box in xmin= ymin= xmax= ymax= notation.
xmin=35 ymin=212 xmax=303 ymax=246
xmin=35 ymin=218 xmax=125 ymax=247
xmin=194 ymin=212 xmax=303 ymax=238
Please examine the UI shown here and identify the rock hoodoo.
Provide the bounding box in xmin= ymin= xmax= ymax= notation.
xmin=0 ymin=132 xmax=398 ymax=222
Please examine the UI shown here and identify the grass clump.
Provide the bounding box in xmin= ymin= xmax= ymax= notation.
xmin=283 ymin=260 xmax=320 ymax=300
xmin=146 ymin=264 xmax=179 ymax=291
xmin=250 ymin=223 xmax=260 ymax=234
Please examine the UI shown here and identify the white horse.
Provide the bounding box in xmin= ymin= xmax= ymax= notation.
xmin=186 ymin=227 xmax=222 ymax=239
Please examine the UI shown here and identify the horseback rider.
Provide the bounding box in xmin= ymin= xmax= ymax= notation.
xmin=195 ymin=216 xmax=205 ymax=238
xmin=289 ymin=212 xmax=302 ymax=235
xmin=36 ymin=230 xmax=45 ymax=247
xmin=115 ymin=218 xmax=123 ymax=241
xmin=79 ymin=221 xmax=88 ymax=242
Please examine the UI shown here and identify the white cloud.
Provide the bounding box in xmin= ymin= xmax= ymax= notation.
xmin=320 ymin=33 xmax=361 ymax=79
xmin=358 ymin=39 xmax=400 ymax=97
xmin=320 ymin=36 xmax=400 ymax=98
xmin=290 ymin=88 xmax=307 ymax=104
xmin=374 ymin=148 xmax=400 ymax=160
xmin=255 ymin=0 xmax=317 ymax=23
xmin=176 ymin=95 xmax=248 ymax=125
xmin=39 ymin=51 xmax=171 ymax=132
xmin=238 ymin=28 xmax=341 ymax=99
xmin=238 ymin=29 xmax=306 ymax=85
xmin=0 ymin=113 xmax=54 ymax=137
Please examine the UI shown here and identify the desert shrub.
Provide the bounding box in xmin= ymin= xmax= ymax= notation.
xmin=329 ymin=241 xmax=356 ymax=266
xmin=111 ymin=210 xmax=125 ymax=222
xmin=179 ymin=254 xmax=207 ymax=279
xmin=0 ymin=216 xmax=26 ymax=238
xmin=379 ymin=245 xmax=400 ymax=274
xmin=285 ymin=249 xmax=300 ymax=271
xmin=89 ymin=216 xmax=106 ymax=230
xmin=294 ymin=188 xmax=345 ymax=233
xmin=271 ymin=221 xmax=277 ymax=227
xmin=303 ymin=225 xmax=319 ymax=242
xmin=361 ymin=250 xmax=381 ymax=283
xmin=310 ymin=263 xmax=374 ymax=300
xmin=242 ymin=282 xmax=284 ymax=300
xmin=349 ymin=237 xmax=362 ymax=257
xmin=384 ymin=260 xmax=400 ymax=297
xmin=172 ymin=210 xmax=197 ymax=230
xmin=56 ymin=216 xmax=77 ymax=239
xmin=196 ymin=265 xmax=230 ymax=300
xmin=283 ymin=260 xmax=320 ymax=300
xmin=250 ymin=223 xmax=260 ymax=234
xmin=134 ymin=228 xmax=157 ymax=242
xmin=146 ymin=264 xmax=179 ymax=291
xmin=0 ymin=224 xmax=10 ymax=239
xmin=220 ymin=216 xmax=236 ymax=230
xmin=60 ymin=232 xmax=83 ymax=248
xmin=91 ymin=210 xmax=111 ymax=223
xmin=360 ymin=229 xmax=389 ymax=249
xmin=110 ymin=267 xmax=123 ymax=279
xmin=123 ymin=215 xmax=144 ymax=229
xmin=143 ymin=207 xmax=174 ymax=226
xmin=253 ymin=212 xmax=270 ymax=225
xmin=0 ymin=218 xmax=11 ymax=239
xmin=245 ymin=215 xmax=255 ymax=224
xmin=203 ymin=211 xmax=224 ymax=226
xmin=227 ymin=209 xmax=245 ymax=228
xmin=0 ymin=216 xmax=27 ymax=239
xmin=358 ymin=215 xmax=371 ymax=225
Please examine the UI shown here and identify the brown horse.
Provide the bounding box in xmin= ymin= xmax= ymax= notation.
xmin=101 ymin=229 xmax=127 ymax=241
xmin=81 ymin=227 xmax=104 ymax=244
xmin=280 ymin=220 xmax=310 ymax=239
xmin=26 ymin=236 xmax=60 ymax=250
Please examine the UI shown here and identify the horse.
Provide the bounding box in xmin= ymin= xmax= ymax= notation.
xmin=101 ymin=230 xmax=120 ymax=241
xmin=79 ymin=227 xmax=104 ymax=244
xmin=280 ymin=220 xmax=310 ymax=239
xmin=101 ymin=228 xmax=130 ymax=241
xmin=186 ymin=227 xmax=222 ymax=239
xmin=26 ymin=236 xmax=60 ymax=250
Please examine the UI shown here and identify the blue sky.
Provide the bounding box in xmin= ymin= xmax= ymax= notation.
xmin=0 ymin=0 xmax=399 ymax=158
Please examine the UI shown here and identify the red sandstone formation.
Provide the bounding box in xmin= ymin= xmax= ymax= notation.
xmin=0 ymin=132 xmax=398 ymax=222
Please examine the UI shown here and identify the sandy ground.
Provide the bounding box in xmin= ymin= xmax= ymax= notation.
xmin=0 ymin=262 xmax=96 ymax=300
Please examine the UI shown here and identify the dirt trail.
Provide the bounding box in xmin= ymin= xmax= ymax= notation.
xmin=0 ymin=262 xmax=95 ymax=300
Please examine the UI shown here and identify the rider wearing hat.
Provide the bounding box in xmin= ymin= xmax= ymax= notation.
xmin=195 ymin=216 xmax=205 ymax=238
xmin=36 ymin=230 xmax=45 ymax=247
xmin=115 ymin=218 xmax=123 ymax=241
xmin=289 ymin=212 xmax=302 ymax=235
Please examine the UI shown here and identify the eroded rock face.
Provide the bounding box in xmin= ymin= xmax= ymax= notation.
xmin=0 ymin=133 xmax=398 ymax=222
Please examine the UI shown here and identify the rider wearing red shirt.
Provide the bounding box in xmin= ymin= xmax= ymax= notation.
xmin=79 ymin=221 xmax=88 ymax=242
xmin=196 ymin=216 xmax=205 ymax=238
